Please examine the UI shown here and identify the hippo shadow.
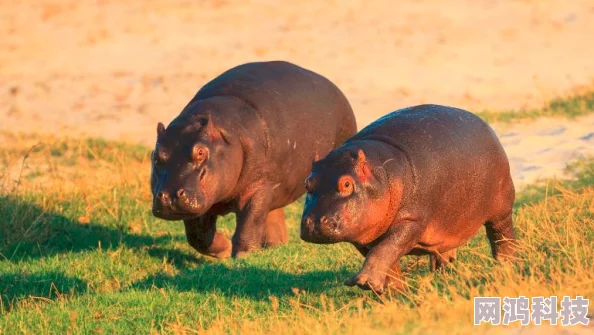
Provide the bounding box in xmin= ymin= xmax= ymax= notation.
xmin=1 ymin=195 xmax=355 ymax=303
xmin=0 ymin=195 xmax=198 ymax=267
xmin=0 ymin=271 xmax=87 ymax=311
xmin=132 ymin=262 xmax=355 ymax=301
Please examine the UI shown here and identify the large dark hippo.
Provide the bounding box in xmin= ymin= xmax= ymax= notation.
xmin=151 ymin=61 xmax=357 ymax=258
xmin=301 ymin=104 xmax=516 ymax=293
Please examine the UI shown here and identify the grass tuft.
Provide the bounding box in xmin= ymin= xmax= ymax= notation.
xmin=477 ymin=90 xmax=594 ymax=124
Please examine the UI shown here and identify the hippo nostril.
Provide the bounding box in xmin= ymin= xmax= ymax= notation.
xmin=320 ymin=216 xmax=328 ymax=225
xmin=305 ymin=216 xmax=314 ymax=227
xmin=157 ymin=191 xmax=171 ymax=206
xmin=177 ymin=189 xmax=185 ymax=198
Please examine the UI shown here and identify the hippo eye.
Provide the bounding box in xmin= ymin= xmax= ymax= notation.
xmin=338 ymin=176 xmax=354 ymax=196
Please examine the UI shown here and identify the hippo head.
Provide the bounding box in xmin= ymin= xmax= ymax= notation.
xmin=300 ymin=147 xmax=395 ymax=245
xmin=150 ymin=113 xmax=242 ymax=221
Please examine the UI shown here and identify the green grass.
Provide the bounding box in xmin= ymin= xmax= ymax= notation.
xmin=477 ymin=90 xmax=594 ymax=124
xmin=0 ymin=136 xmax=593 ymax=334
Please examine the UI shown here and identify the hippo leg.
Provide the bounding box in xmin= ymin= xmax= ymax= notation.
xmin=344 ymin=221 xmax=424 ymax=293
xmin=485 ymin=211 xmax=516 ymax=261
xmin=262 ymin=207 xmax=288 ymax=249
xmin=354 ymin=245 xmax=405 ymax=288
xmin=232 ymin=189 xmax=272 ymax=258
xmin=429 ymin=249 xmax=457 ymax=272
xmin=184 ymin=214 xmax=232 ymax=259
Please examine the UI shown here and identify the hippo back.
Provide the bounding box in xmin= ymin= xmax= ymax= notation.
xmin=193 ymin=61 xmax=357 ymax=203
xmin=349 ymin=104 xmax=512 ymax=217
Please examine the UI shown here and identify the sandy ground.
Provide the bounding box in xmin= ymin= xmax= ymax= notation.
xmin=493 ymin=114 xmax=594 ymax=188
xmin=1 ymin=0 xmax=594 ymax=186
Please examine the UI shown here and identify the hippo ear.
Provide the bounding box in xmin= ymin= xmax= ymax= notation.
xmin=356 ymin=149 xmax=366 ymax=164
xmin=202 ymin=115 xmax=232 ymax=145
xmin=157 ymin=122 xmax=165 ymax=136
xmin=312 ymin=153 xmax=320 ymax=165
xmin=354 ymin=149 xmax=374 ymax=183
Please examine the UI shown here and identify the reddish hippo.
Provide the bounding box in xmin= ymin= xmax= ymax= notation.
xmin=301 ymin=104 xmax=516 ymax=293
xmin=151 ymin=61 xmax=357 ymax=259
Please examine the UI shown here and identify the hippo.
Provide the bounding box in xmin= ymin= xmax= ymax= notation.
xmin=151 ymin=61 xmax=357 ymax=258
xmin=300 ymin=104 xmax=516 ymax=293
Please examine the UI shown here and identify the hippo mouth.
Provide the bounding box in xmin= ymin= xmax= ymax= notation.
xmin=151 ymin=185 xmax=209 ymax=221
xmin=152 ymin=197 xmax=205 ymax=221
xmin=300 ymin=228 xmax=340 ymax=244
xmin=152 ymin=206 xmax=201 ymax=221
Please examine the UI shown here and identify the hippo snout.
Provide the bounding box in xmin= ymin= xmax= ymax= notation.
xmin=175 ymin=188 xmax=203 ymax=211
xmin=300 ymin=213 xmax=341 ymax=244
xmin=152 ymin=187 xmax=204 ymax=220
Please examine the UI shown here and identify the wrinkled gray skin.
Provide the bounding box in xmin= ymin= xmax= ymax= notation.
xmin=301 ymin=104 xmax=516 ymax=293
xmin=151 ymin=61 xmax=357 ymax=258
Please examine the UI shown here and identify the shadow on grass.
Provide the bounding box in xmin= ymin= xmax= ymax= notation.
xmin=0 ymin=271 xmax=87 ymax=312
xmin=0 ymin=195 xmax=200 ymax=267
xmin=133 ymin=263 xmax=354 ymax=300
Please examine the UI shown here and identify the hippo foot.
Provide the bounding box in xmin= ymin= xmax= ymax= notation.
xmin=208 ymin=247 xmax=232 ymax=259
xmin=189 ymin=236 xmax=232 ymax=259
xmin=495 ymin=250 xmax=517 ymax=263
xmin=231 ymin=245 xmax=262 ymax=259
xmin=344 ymin=272 xmax=387 ymax=294
xmin=202 ymin=234 xmax=232 ymax=259
xmin=262 ymin=239 xmax=287 ymax=249
xmin=232 ymin=250 xmax=251 ymax=259
xmin=492 ymin=239 xmax=518 ymax=263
